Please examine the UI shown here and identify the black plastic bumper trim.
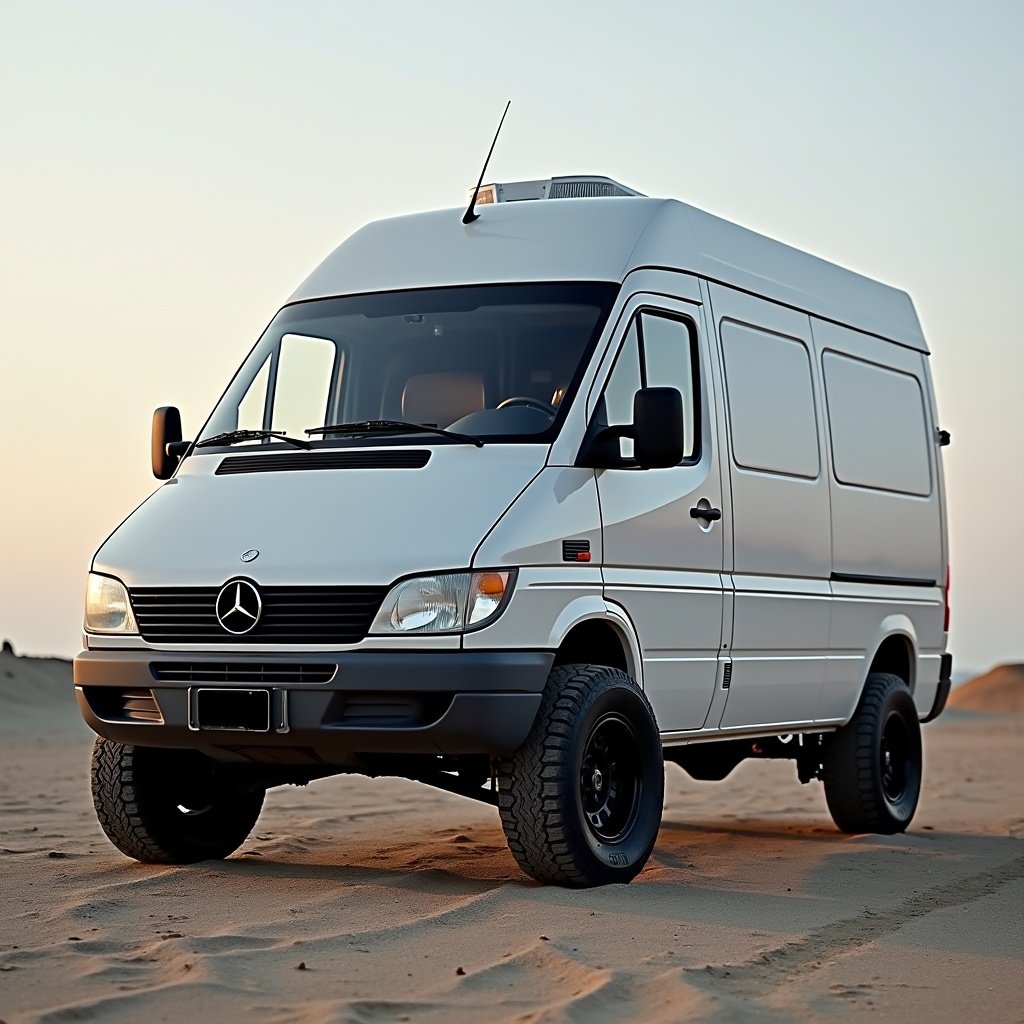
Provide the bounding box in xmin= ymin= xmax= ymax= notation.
xmin=77 ymin=689 xmax=543 ymax=757
xmin=75 ymin=649 xmax=552 ymax=693
xmin=921 ymin=652 xmax=953 ymax=723
xmin=74 ymin=649 xmax=553 ymax=757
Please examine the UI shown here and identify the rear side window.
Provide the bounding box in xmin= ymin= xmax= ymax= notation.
xmin=823 ymin=352 xmax=931 ymax=496
xmin=721 ymin=322 xmax=819 ymax=478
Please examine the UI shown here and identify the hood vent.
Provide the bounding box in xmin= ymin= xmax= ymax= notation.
xmin=217 ymin=450 xmax=431 ymax=475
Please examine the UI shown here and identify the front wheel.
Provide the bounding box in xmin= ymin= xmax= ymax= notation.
xmin=822 ymin=673 xmax=922 ymax=834
xmin=90 ymin=738 xmax=266 ymax=864
xmin=496 ymin=664 xmax=664 ymax=887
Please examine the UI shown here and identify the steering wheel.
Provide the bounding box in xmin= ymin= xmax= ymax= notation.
xmin=496 ymin=396 xmax=558 ymax=416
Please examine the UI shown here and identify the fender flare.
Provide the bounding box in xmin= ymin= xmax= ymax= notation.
xmin=547 ymin=596 xmax=644 ymax=689
xmin=838 ymin=615 xmax=920 ymax=724
xmin=867 ymin=615 xmax=919 ymax=692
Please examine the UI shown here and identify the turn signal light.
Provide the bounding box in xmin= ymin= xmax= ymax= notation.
xmin=467 ymin=571 xmax=512 ymax=626
xmin=476 ymin=572 xmax=507 ymax=597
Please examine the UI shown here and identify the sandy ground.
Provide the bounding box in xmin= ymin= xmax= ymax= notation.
xmin=1 ymin=653 xmax=1022 ymax=1023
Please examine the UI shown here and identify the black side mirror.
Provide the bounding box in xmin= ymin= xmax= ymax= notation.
xmin=633 ymin=387 xmax=684 ymax=469
xmin=577 ymin=387 xmax=685 ymax=470
xmin=152 ymin=406 xmax=185 ymax=480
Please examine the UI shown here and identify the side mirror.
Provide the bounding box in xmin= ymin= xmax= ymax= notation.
xmin=152 ymin=406 xmax=186 ymax=480
xmin=633 ymin=387 xmax=684 ymax=469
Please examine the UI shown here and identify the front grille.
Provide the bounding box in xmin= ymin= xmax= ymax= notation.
xmin=151 ymin=662 xmax=336 ymax=684
xmin=216 ymin=450 xmax=431 ymax=475
xmin=130 ymin=585 xmax=387 ymax=644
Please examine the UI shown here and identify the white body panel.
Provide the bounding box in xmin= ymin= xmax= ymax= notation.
xmin=94 ymin=445 xmax=544 ymax=588
xmin=810 ymin=320 xmax=947 ymax=720
xmin=706 ymin=285 xmax=835 ymax=729
xmin=589 ymin=290 xmax=726 ymax=732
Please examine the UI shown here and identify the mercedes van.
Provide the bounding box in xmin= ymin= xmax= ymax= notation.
xmin=75 ymin=176 xmax=952 ymax=886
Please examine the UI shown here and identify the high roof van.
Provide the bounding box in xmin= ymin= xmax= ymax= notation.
xmin=76 ymin=177 xmax=952 ymax=886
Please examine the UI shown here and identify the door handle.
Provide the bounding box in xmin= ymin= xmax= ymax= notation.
xmin=690 ymin=505 xmax=722 ymax=522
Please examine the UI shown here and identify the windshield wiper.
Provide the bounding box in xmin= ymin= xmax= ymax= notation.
xmin=195 ymin=429 xmax=313 ymax=451
xmin=305 ymin=419 xmax=484 ymax=448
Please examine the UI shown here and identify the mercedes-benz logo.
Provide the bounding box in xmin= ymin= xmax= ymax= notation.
xmin=215 ymin=579 xmax=263 ymax=634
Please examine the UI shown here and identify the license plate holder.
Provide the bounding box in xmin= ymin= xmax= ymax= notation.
xmin=192 ymin=688 xmax=271 ymax=732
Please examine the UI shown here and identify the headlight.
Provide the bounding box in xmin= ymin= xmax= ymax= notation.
xmin=370 ymin=570 xmax=514 ymax=635
xmin=85 ymin=573 xmax=139 ymax=634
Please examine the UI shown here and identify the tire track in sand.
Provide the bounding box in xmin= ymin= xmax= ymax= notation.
xmin=689 ymin=854 xmax=1024 ymax=998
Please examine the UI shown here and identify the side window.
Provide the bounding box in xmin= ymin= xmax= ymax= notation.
xmin=721 ymin=322 xmax=819 ymax=478
xmin=599 ymin=319 xmax=641 ymax=459
xmin=235 ymin=354 xmax=271 ymax=431
xmin=602 ymin=319 xmax=642 ymax=430
xmin=823 ymin=352 xmax=931 ymax=496
xmin=598 ymin=309 xmax=700 ymax=463
xmin=271 ymin=334 xmax=338 ymax=439
xmin=639 ymin=312 xmax=698 ymax=461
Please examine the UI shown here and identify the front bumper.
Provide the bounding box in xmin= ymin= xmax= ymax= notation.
xmin=74 ymin=649 xmax=552 ymax=761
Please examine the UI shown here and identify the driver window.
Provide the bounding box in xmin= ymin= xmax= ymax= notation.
xmin=640 ymin=312 xmax=699 ymax=461
xmin=598 ymin=309 xmax=700 ymax=463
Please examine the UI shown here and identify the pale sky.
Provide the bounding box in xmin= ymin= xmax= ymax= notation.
xmin=1 ymin=0 xmax=1021 ymax=672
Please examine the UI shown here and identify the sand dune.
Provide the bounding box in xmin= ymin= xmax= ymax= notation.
xmin=0 ymin=650 xmax=80 ymax=724
xmin=948 ymin=663 xmax=1024 ymax=714
xmin=1 ymin=650 xmax=1022 ymax=1023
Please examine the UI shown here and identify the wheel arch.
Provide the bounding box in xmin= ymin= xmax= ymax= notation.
xmin=548 ymin=599 xmax=642 ymax=687
xmin=866 ymin=617 xmax=919 ymax=693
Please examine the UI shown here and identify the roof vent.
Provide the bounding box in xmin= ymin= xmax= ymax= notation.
xmin=472 ymin=175 xmax=645 ymax=205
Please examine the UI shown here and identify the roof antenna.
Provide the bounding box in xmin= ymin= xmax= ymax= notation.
xmin=462 ymin=100 xmax=511 ymax=225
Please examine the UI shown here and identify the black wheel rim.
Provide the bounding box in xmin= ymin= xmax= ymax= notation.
xmin=880 ymin=711 xmax=911 ymax=803
xmin=176 ymin=803 xmax=215 ymax=817
xmin=579 ymin=712 xmax=643 ymax=843
xmin=157 ymin=753 xmax=221 ymax=818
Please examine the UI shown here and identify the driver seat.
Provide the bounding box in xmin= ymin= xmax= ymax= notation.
xmin=401 ymin=372 xmax=485 ymax=427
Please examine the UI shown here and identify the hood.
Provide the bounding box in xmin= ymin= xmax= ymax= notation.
xmin=93 ymin=444 xmax=545 ymax=588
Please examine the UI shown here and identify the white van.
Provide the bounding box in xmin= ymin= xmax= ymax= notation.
xmin=76 ymin=176 xmax=952 ymax=886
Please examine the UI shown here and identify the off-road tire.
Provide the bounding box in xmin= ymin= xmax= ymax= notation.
xmin=91 ymin=738 xmax=265 ymax=864
xmin=496 ymin=663 xmax=664 ymax=887
xmin=823 ymin=672 xmax=922 ymax=834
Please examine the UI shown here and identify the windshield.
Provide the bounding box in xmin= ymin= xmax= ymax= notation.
xmin=196 ymin=283 xmax=619 ymax=449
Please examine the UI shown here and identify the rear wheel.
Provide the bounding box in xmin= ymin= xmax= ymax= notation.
xmin=90 ymin=738 xmax=265 ymax=864
xmin=823 ymin=673 xmax=922 ymax=834
xmin=496 ymin=663 xmax=664 ymax=887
